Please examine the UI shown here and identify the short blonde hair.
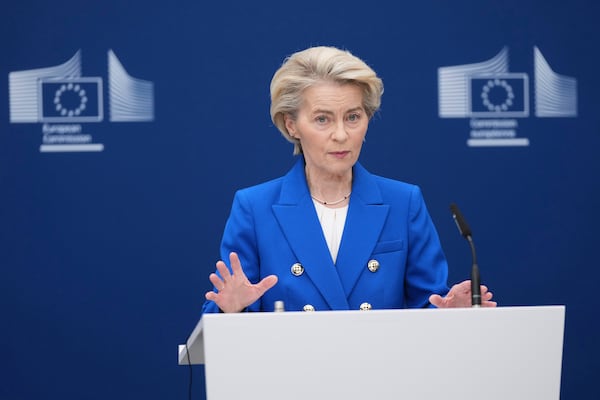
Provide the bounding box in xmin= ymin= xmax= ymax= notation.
xmin=270 ymin=46 xmax=384 ymax=155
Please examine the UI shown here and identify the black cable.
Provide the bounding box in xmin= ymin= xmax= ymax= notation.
xmin=184 ymin=341 xmax=193 ymax=400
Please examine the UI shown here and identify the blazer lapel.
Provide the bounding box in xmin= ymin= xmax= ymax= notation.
xmin=335 ymin=162 xmax=389 ymax=297
xmin=272 ymin=158 xmax=349 ymax=310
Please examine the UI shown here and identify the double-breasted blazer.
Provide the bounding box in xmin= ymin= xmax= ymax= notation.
xmin=202 ymin=157 xmax=449 ymax=313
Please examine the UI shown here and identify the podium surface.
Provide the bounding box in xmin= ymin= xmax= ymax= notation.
xmin=179 ymin=306 xmax=565 ymax=400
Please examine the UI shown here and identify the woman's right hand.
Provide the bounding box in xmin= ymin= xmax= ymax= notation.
xmin=204 ymin=252 xmax=278 ymax=313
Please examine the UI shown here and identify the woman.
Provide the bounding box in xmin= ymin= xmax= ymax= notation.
xmin=203 ymin=46 xmax=495 ymax=313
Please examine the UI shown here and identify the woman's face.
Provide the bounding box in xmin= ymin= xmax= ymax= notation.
xmin=284 ymin=82 xmax=368 ymax=182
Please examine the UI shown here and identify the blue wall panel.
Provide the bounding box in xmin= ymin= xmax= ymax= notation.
xmin=1 ymin=1 xmax=599 ymax=398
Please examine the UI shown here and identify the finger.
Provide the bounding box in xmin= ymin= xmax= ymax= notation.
xmin=482 ymin=300 xmax=498 ymax=307
xmin=483 ymin=291 xmax=493 ymax=300
xmin=429 ymin=294 xmax=444 ymax=307
xmin=480 ymin=285 xmax=489 ymax=294
xmin=455 ymin=280 xmax=471 ymax=293
xmin=215 ymin=260 xmax=232 ymax=281
xmin=205 ymin=291 xmax=217 ymax=301
xmin=208 ymin=272 xmax=224 ymax=290
xmin=229 ymin=252 xmax=245 ymax=277
xmin=255 ymin=275 xmax=278 ymax=295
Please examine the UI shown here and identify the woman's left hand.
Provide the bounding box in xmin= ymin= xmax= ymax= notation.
xmin=429 ymin=280 xmax=497 ymax=308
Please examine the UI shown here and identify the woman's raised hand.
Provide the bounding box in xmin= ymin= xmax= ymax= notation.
xmin=205 ymin=252 xmax=278 ymax=313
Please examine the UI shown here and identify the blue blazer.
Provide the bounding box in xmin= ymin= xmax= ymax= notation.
xmin=202 ymin=157 xmax=449 ymax=313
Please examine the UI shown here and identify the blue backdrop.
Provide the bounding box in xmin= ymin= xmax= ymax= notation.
xmin=2 ymin=1 xmax=599 ymax=399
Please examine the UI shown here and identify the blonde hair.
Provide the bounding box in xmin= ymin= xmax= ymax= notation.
xmin=270 ymin=46 xmax=384 ymax=155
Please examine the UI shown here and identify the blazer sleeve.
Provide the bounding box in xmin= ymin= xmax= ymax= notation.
xmin=201 ymin=189 xmax=261 ymax=314
xmin=404 ymin=186 xmax=449 ymax=307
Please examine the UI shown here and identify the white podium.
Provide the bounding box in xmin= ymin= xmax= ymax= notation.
xmin=179 ymin=306 xmax=565 ymax=400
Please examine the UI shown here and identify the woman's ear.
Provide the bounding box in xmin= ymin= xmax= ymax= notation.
xmin=284 ymin=114 xmax=296 ymax=138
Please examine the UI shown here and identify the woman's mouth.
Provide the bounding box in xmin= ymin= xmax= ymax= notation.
xmin=330 ymin=151 xmax=349 ymax=159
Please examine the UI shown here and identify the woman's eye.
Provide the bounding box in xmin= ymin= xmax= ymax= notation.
xmin=347 ymin=113 xmax=360 ymax=122
xmin=315 ymin=116 xmax=328 ymax=124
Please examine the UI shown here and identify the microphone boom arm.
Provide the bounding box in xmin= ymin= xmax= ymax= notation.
xmin=466 ymin=235 xmax=482 ymax=307
xmin=450 ymin=203 xmax=482 ymax=307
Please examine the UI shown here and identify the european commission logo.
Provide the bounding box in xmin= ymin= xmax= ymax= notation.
xmin=38 ymin=78 xmax=104 ymax=122
xmin=438 ymin=46 xmax=577 ymax=147
xmin=8 ymin=50 xmax=154 ymax=152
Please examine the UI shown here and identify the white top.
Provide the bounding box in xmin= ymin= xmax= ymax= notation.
xmin=312 ymin=201 xmax=348 ymax=263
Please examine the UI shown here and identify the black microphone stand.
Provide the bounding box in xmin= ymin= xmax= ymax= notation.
xmin=466 ymin=235 xmax=482 ymax=307
xmin=450 ymin=203 xmax=482 ymax=307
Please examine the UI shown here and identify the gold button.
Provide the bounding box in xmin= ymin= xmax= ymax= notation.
xmin=303 ymin=304 xmax=315 ymax=312
xmin=367 ymin=259 xmax=380 ymax=272
xmin=291 ymin=262 xmax=304 ymax=276
xmin=359 ymin=302 xmax=372 ymax=311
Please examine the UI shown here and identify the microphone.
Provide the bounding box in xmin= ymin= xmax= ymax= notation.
xmin=449 ymin=203 xmax=481 ymax=307
xmin=274 ymin=300 xmax=285 ymax=312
